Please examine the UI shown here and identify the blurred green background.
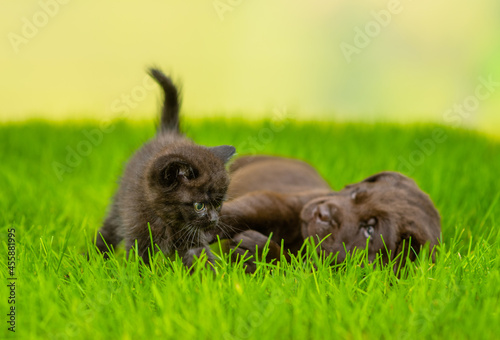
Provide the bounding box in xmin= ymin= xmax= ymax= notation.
xmin=1 ymin=0 xmax=499 ymax=135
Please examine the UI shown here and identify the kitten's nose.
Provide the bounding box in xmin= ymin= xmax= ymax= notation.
xmin=208 ymin=210 xmax=218 ymax=225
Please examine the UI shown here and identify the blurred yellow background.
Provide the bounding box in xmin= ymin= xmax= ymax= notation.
xmin=1 ymin=0 xmax=499 ymax=135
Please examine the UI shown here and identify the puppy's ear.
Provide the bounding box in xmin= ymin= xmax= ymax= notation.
xmin=395 ymin=232 xmax=422 ymax=262
xmin=394 ymin=221 xmax=440 ymax=272
xmin=209 ymin=145 xmax=236 ymax=164
xmin=363 ymin=171 xmax=406 ymax=183
xmin=150 ymin=156 xmax=198 ymax=189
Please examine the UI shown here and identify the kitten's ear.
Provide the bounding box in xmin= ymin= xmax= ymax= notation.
xmin=209 ymin=145 xmax=236 ymax=164
xmin=153 ymin=158 xmax=198 ymax=189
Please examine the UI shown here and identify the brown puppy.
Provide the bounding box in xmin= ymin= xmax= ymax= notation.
xmin=220 ymin=156 xmax=441 ymax=271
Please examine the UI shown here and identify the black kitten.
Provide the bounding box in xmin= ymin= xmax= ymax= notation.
xmin=95 ymin=68 xmax=235 ymax=266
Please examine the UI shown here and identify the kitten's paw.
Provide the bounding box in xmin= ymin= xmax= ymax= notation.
xmin=92 ymin=241 xmax=113 ymax=261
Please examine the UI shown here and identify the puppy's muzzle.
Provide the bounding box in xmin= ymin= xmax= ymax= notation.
xmin=312 ymin=202 xmax=340 ymax=228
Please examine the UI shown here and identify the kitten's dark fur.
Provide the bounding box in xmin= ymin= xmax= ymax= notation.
xmin=95 ymin=68 xmax=235 ymax=266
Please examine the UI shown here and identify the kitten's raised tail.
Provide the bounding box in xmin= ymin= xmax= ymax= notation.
xmin=149 ymin=68 xmax=181 ymax=134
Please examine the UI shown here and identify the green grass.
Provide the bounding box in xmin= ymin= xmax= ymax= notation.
xmin=1 ymin=118 xmax=499 ymax=339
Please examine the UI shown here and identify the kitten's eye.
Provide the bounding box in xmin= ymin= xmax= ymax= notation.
xmin=215 ymin=202 xmax=222 ymax=211
xmin=193 ymin=203 xmax=206 ymax=212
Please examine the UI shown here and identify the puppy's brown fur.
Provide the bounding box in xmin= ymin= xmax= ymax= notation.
xmin=221 ymin=156 xmax=441 ymax=270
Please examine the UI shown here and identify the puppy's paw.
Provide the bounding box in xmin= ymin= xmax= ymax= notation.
xmin=230 ymin=230 xmax=281 ymax=273
xmin=182 ymin=246 xmax=216 ymax=273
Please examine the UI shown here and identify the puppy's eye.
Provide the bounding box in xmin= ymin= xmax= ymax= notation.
xmin=361 ymin=217 xmax=377 ymax=238
xmin=364 ymin=226 xmax=374 ymax=238
xmin=193 ymin=202 xmax=206 ymax=212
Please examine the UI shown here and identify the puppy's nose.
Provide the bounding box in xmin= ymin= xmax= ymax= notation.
xmin=315 ymin=203 xmax=332 ymax=222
